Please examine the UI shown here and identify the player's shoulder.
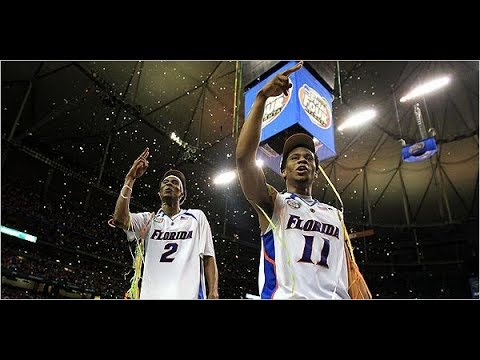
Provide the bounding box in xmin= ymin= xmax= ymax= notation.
xmin=131 ymin=211 xmax=154 ymax=217
xmin=266 ymin=183 xmax=279 ymax=196
xmin=132 ymin=211 xmax=156 ymax=224
xmin=275 ymin=190 xmax=290 ymax=201
xmin=184 ymin=208 xmax=207 ymax=219
xmin=316 ymin=201 xmax=340 ymax=212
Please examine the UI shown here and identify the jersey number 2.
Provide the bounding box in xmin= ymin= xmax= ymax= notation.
xmin=160 ymin=243 xmax=178 ymax=262
xmin=298 ymin=235 xmax=330 ymax=268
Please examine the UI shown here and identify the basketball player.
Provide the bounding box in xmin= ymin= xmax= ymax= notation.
xmin=236 ymin=61 xmax=350 ymax=299
xmin=113 ymin=148 xmax=219 ymax=299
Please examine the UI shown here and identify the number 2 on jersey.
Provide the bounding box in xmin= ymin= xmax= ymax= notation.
xmin=298 ymin=235 xmax=330 ymax=267
xmin=160 ymin=243 xmax=178 ymax=262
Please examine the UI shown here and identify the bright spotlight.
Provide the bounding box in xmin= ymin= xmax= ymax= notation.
xmin=256 ymin=159 xmax=264 ymax=168
xmin=400 ymin=76 xmax=451 ymax=103
xmin=1 ymin=225 xmax=37 ymax=243
xmin=338 ymin=109 xmax=377 ymax=131
xmin=213 ymin=170 xmax=237 ymax=185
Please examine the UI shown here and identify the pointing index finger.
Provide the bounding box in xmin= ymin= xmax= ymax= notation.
xmin=282 ymin=61 xmax=303 ymax=77
xmin=138 ymin=147 xmax=149 ymax=160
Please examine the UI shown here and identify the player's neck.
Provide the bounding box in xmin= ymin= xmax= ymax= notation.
xmin=161 ymin=202 xmax=181 ymax=217
xmin=286 ymin=183 xmax=312 ymax=197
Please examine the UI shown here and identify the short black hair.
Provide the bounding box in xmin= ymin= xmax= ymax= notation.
xmin=160 ymin=169 xmax=187 ymax=204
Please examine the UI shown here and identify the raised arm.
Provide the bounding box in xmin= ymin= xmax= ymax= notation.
xmin=236 ymin=62 xmax=303 ymax=224
xmin=113 ymin=147 xmax=149 ymax=230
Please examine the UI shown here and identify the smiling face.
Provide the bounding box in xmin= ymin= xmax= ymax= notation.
xmin=282 ymin=146 xmax=317 ymax=189
xmin=159 ymin=175 xmax=184 ymax=204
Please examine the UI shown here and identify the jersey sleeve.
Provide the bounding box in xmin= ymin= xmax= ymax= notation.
xmin=123 ymin=211 xmax=151 ymax=241
xmin=198 ymin=210 xmax=215 ymax=257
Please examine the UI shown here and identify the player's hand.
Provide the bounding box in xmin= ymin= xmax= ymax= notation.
xmin=259 ymin=61 xmax=303 ymax=99
xmin=208 ymin=291 xmax=219 ymax=299
xmin=125 ymin=147 xmax=149 ymax=180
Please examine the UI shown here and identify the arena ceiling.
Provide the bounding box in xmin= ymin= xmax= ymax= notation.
xmin=2 ymin=60 xmax=478 ymax=234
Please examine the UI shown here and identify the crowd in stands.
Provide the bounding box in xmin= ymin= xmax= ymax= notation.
xmin=2 ymin=284 xmax=47 ymax=299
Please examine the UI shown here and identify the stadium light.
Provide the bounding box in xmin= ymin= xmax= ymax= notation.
xmin=213 ymin=170 xmax=237 ymax=185
xmin=1 ymin=225 xmax=37 ymax=243
xmin=400 ymin=76 xmax=451 ymax=103
xmin=338 ymin=109 xmax=377 ymax=131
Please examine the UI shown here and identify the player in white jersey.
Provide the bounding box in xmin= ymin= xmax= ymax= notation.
xmin=236 ymin=61 xmax=350 ymax=299
xmin=112 ymin=148 xmax=219 ymax=299
xmin=258 ymin=192 xmax=349 ymax=299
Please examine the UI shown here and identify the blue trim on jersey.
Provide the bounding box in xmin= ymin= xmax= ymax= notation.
xmin=198 ymin=283 xmax=204 ymax=299
xmin=183 ymin=211 xmax=198 ymax=221
xmin=261 ymin=230 xmax=277 ymax=299
xmin=288 ymin=192 xmax=320 ymax=206
xmin=198 ymin=260 xmax=205 ymax=299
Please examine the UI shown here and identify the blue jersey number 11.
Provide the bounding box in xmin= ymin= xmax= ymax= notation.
xmin=298 ymin=235 xmax=330 ymax=268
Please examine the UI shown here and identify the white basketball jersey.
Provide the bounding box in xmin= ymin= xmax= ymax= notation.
xmin=128 ymin=208 xmax=215 ymax=299
xmin=259 ymin=192 xmax=350 ymax=299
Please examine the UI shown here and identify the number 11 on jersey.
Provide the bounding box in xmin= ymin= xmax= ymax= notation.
xmin=298 ymin=235 xmax=330 ymax=267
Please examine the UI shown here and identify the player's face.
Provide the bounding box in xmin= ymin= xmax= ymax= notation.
xmin=159 ymin=176 xmax=183 ymax=202
xmin=282 ymin=147 xmax=316 ymax=184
